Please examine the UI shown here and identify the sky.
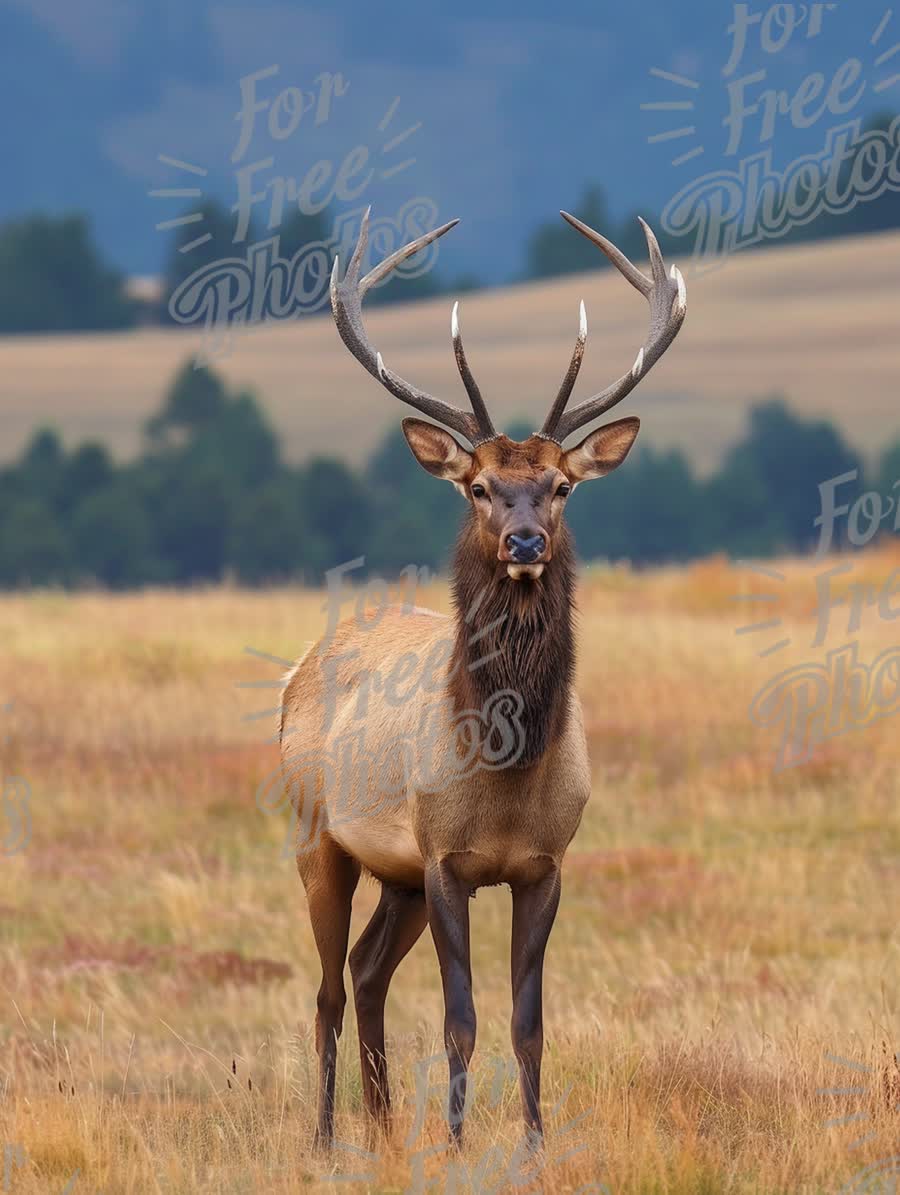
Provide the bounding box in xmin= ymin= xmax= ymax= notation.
xmin=1 ymin=0 xmax=897 ymax=282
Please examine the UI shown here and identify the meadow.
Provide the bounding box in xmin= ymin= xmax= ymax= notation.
xmin=1 ymin=546 xmax=899 ymax=1193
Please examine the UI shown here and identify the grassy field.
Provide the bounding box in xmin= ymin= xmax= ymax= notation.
xmin=1 ymin=228 xmax=899 ymax=475
xmin=2 ymin=547 xmax=900 ymax=1192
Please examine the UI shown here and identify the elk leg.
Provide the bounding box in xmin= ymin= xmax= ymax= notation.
xmin=510 ymin=867 xmax=561 ymax=1142
xmin=349 ymin=883 xmax=428 ymax=1127
xmin=424 ymin=858 xmax=475 ymax=1144
xmin=300 ymin=835 xmax=360 ymax=1150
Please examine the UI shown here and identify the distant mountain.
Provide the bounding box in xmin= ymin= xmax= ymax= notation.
xmin=2 ymin=0 xmax=897 ymax=280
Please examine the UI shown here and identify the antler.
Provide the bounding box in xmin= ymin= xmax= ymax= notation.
xmin=330 ymin=207 xmax=497 ymax=445
xmin=540 ymin=213 xmax=687 ymax=443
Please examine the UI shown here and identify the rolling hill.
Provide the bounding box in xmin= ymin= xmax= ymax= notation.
xmin=1 ymin=228 xmax=898 ymax=472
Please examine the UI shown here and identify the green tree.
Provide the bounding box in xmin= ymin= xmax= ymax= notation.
xmin=152 ymin=464 xmax=235 ymax=582
xmin=615 ymin=207 xmax=684 ymax=264
xmin=0 ymin=499 xmax=69 ymax=585
xmin=366 ymin=238 xmax=447 ymax=308
xmin=618 ymin=446 xmax=707 ymax=563
xmin=525 ymin=186 xmax=612 ymax=280
xmin=567 ymin=443 xmax=709 ymax=565
xmin=703 ymin=454 xmax=788 ymax=557
xmin=878 ymin=440 xmax=900 ymax=537
xmin=779 ymin=110 xmax=900 ymax=245
xmin=145 ymin=361 xmax=229 ymax=445
xmin=186 ymin=390 xmax=279 ymax=490
xmin=524 ymin=185 xmax=688 ymax=282
xmin=0 ymin=214 xmax=133 ymax=333
xmin=162 ymin=200 xmax=243 ymax=323
xmin=146 ymin=361 xmax=278 ymax=488
xmin=58 ymin=442 xmax=114 ymax=515
xmin=71 ymin=485 xmax=159 ymax=587
xmin=879 ymin=440 xmax=900 ymax=494
xmin=140 ymin=361 xmax=286 ymax=581
xmin=276 ymin=208 xmax=330 ymax=260
xmin=301 ymin=457 xmax=373 ymax=572
xmin=566 ymin=463 xmax=637 ymax=563
xmin=727 ymin=399 xmax=862 ymax=552
xmin=15 ymin=428 xmax=65 ymax=504
xmin=229 ymin=476 xmax=326 ymax=583
xmin=366 ymin=426 xmax=460 ymax=571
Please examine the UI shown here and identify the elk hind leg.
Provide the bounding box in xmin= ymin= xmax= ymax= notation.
xmin=349 ymin=883 xmax=428 ymax=1128
xmin=300 ymin=835 xmax=360 ymax=1149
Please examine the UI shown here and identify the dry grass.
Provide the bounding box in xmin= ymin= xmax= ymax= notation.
xmin=1 ymin=229 xmax=899 ymax=472
xmin=2 ymin=547 xmax=900 ymax=1192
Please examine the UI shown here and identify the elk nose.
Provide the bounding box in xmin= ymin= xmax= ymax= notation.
xmin=506 ymin=533 xmax=546 ymax=564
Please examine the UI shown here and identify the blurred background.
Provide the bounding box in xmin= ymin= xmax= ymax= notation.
xmin=0 ymin=0 xmax=898 ymax=585
xmin=4 ymin=8 xmax=900 ymax=1191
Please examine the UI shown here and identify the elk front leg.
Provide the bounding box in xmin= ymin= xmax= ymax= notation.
xmin=424 ymin=857 xmax=475 ymax=1144
xmin=510 ymin=866 xmax=561 ymax=1143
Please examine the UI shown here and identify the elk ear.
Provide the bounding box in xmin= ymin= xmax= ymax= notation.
xmin=401 ymin=418 xmax=473 ymax=484
xmin=562 ymin=416 xmax=640 ymax=483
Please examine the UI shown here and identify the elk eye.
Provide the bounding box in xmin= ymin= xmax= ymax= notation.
xmin=557 ymin=483 xmax=571 ymax=498
xmin=471 ymin=483 xmax=487 ymax=499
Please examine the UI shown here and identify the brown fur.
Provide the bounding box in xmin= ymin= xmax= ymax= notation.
xmin=279 ymin=424 xmax=642 ymax=1148
xmin=448 ymin=511 xmax=576 ymax=767
xmin=295 ymin=209 xmax=683 ymax=1146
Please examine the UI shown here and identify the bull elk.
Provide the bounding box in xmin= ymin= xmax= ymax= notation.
xmin=281 ymin=207 xmax=686 ymax=1149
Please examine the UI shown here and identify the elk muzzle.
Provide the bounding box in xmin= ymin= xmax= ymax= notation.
xmin=506 ymin=533 xmax=546 ymax=564
xmin=501 ymin=530 xmax=548 ymax=580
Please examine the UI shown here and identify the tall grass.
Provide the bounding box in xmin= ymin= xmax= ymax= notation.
xmin=1 ymin=549 xmax=899 ymax=1191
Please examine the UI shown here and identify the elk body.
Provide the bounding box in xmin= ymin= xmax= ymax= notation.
xmin=280 ymin=208 xmax=686 ymax=1149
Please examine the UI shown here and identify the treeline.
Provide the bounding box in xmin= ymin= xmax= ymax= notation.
xmin=4 ymin=107 xmax=900 ymax=334
xmin=0 ymin=361 xmax=896 ymax=588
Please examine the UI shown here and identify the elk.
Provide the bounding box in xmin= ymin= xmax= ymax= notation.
xmin=280 ymin=207 xmax=686 ymax=1150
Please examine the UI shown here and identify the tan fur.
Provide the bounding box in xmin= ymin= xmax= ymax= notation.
xmin=281 ymin=428 xmax=636 ymax=1146
xmin=280 ymin=428 xmax=611 ymax=895
xmin=281 ymin=605 xmax=591 ymax=890
xmin=296 ymin=211 xmax=685 ymax=1147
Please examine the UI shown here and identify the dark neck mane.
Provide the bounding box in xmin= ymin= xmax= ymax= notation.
xmin=447 ymin=515 xmax=576 ymax=769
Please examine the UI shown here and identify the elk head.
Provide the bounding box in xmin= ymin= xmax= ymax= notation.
xmin=331 ymin=208 xmax=686 ymax=581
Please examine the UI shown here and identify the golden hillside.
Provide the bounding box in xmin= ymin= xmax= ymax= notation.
xmin=2 ymin=229 xmax=898 ymax=470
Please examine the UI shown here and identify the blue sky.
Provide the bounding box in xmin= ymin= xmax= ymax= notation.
xmin=1 ymin=0 xmax=896 ymax=280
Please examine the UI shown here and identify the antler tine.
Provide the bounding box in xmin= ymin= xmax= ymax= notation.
xmin=451 ymin=302 xmax=496 ymax=441
xmin=330 ymin=208 xmax=496 ymax=445
xmin=540 ymin=212 xmax=687 ymax=442
xmin=540 ymin=300 xmax=587 ymax=441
